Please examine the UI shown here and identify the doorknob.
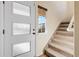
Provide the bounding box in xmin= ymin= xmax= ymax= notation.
xmin=32 ymin=32 xmax=35 ymax=35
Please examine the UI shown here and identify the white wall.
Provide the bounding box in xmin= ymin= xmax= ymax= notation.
xmin=63 ymin=1 xmax=74 ymax=22
xmin=35 ymin=1 xmax=74 ymax=56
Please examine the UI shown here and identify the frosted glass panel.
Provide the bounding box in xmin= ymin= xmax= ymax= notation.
xmin=13 ymin=2 xmax=30 ymax=16
xmin=13 ymin=23 xmax=30 ymax=35
xmin=13 ymin=42 xmax=31 ymax=56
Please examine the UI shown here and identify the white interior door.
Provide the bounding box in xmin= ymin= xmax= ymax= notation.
xmin=4 ymin=1 xmax=36 ymax=57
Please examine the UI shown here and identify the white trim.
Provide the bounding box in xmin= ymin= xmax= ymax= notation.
xmin=67 ymin=16 xmax=74 ymax=32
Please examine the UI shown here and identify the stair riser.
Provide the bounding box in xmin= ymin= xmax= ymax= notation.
xmin=61 ymin=22 xmax=69 ymax=24
xmin=59 ymin=25 xmax=68 ymax=28
xmin=59 ymin=25 xmax=68 ymax=27
xmin=60 ymin=23 xmax=68 ymax=25
xmin=58 ymin=28 xmax=67 ymax=31
xmin=48 ymin=44 xmax=73 ymax=56
xmin=52 ymin=40 xmax=74 ymax=49
xmin=54 ymin=35 xmax=74 ymax=41
xmin=45 ymin=50 xmax=55 ymax=57
xmin=52 ymin=38 xmax=74 ymax=45
xmin=48 ymin=45 xmax=73 ymax=57
xmin=56 ymin=32 xmax=73 ymax=36
xmin=54 ymin=37 xmax=74 ymax=43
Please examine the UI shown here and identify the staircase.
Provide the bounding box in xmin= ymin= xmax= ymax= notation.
xmin=44 ymin=22 xmax=74 ymax=57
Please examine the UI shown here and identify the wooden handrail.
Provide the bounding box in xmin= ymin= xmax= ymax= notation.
xmin=38 ymin=5 xmax=48 ymax=11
